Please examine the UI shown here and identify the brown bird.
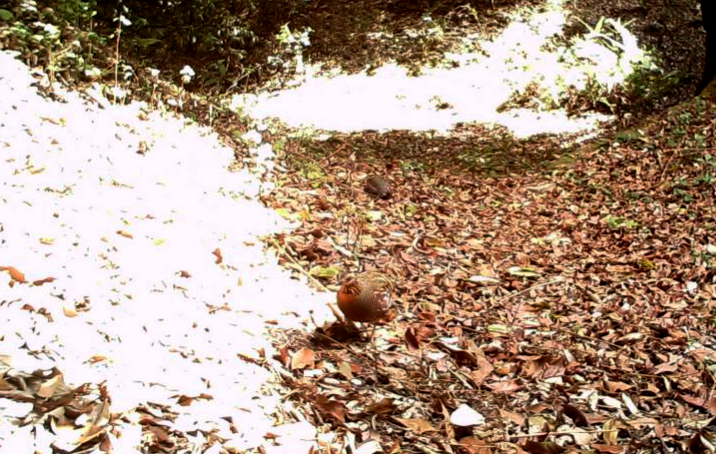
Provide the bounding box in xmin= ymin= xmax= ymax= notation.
xmin=336 ymin=271 xmax=394 ymax=337
xmin=364 ymin=175 xmax=391 ymax=199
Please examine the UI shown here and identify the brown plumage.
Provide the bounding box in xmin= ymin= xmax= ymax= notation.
xmin=336 ymin=271 xmax=394 ymax=323
xmin=364 ymin=175 xmax=391 ymax=199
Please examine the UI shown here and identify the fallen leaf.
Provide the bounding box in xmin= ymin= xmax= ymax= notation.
xmin=604 ymin=381 xmax=632 ymax=393
xmin=562 ymin=403 xmax=589 ymax=427
xmin=309 ymin=266 xmax=340 ymax=278
xmin=290 ymin=348 xmax=315 ymax=370
xmin=450 ymin=404 xmax=485 ymax=427
xmin=315 ymin=395 xmax=346 ymax=423
xmin=0 ymin=266 xmax=26 ymax=283
xmin=405 ymin=327 xmax=420 ymax=351
xmin=394 ymin=417 xmax=435 ymax=434
xmin=458 ymin=436 xmax=492 ymax=454
xmin=32 ymin=277 xmax=56 ymax=286
xmin=521 ymin=440 xmax=564 ymax=454
xmin=63 ymin=305 xmax=77 ymax=318
xmin=338 ymin=361 xmax=354 ymax=380
xmin=603 ymin=419 xmax=618 ymax=445
xmin=507 ymin=266 xmax=540 ymax=278
xmin=593 ymin=445 xmax=624 ymax=454
xmin=116 ymin=230 xmax=133 ymax=239
xmin=467 ymin=275 xmax=500 ymax=285
xmin=366 ymin=398 xmax=395 ymax=415
xmin=487 ymin=380 xmax=522 ymax=394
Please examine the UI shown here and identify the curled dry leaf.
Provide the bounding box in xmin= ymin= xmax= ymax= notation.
xmin=0 ymin=266 xmax=27 ymax=283
xmin=63 ymin=305 xmax=77 ymax=318
xmin=212 ymin=248 xmax=223 ymax=264
xmin=404 ymin=326 xmax=420 ymax=351
xmin=562 ymin=403 xmax=589 ymax=427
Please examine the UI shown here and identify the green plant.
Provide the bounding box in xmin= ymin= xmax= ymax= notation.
xmin=604 ymin=215 xmax=639 ymax=230
xmin=269 ymin=24 xmax=312 ymax=76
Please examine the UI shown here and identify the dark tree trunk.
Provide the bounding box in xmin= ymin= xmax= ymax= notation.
xmin=697 ymin=0 xmax=716 ymax=93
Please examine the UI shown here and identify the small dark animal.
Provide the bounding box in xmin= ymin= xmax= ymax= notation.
xmin=364 ymin=175 xmax=391 ymax=199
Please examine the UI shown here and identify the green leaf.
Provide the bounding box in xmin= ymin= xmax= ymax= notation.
xmin=275 ymin=208 xmax=298 ymax=221
xmin=0 ymin=9 xmax=13 ymax=21
xmin=309 ymin=266 xmax=340 ymax=278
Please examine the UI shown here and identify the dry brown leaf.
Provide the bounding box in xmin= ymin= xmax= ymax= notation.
xmin=487 ymin=380 xmax=522 ymax=394
xmin=562 ymin=403 xmax=589 ymax=427
xmin=315 ymin=395 xmax=346 ymax=423
xmin=394 ymin=417 xmax=435 ymax=434
xmin=458 ymin=436 xmax=492 ymax=454
xmin=469 ymin=350 xmax=494 ymax=386
xmin=290 ymin=348 xmax=316 ymax=370
xmin=32 ymin=276 xmax=56 ymax=286
xmin=593 ymin=445 xmax=624 ymax=454
xmin=212 ymin=247 xmax=223 ymax=264
xmin=37 ymin=374 xmax=66 ymax=399
xmin=278 ymin=345 xmax=290 ymax=368
xmin=116 ymin=230 xmax=133 ymax=239
xmin=521 ymin=440 xmax=564 ymax=454
xmin=405 ymin=326 xmax=420 ymax=351
xmin=366 ymin=398 xmax=395 ymax=415
xmin=74 ymin=399 xmax=111 ymax=446
xmin=604 ymin=381 xmax=633 ymax=393
xmin=0 ymin=266 xmax=27 ymax=283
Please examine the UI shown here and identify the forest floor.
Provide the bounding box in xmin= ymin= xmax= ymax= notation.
xmin=1 ymin=0 xmax=716 ymax=453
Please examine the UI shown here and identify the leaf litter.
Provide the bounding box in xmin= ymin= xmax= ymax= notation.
xmin=1 ymin=0 xmax=716 ymax=451
xmin=260 ymin=94 xmax=716 ymax=452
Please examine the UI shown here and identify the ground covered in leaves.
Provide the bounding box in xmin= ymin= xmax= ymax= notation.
xmin=2 ymin=0 xmax=716 ymax=452
xmin=261 ymin=90 xmax=716 ymax=453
